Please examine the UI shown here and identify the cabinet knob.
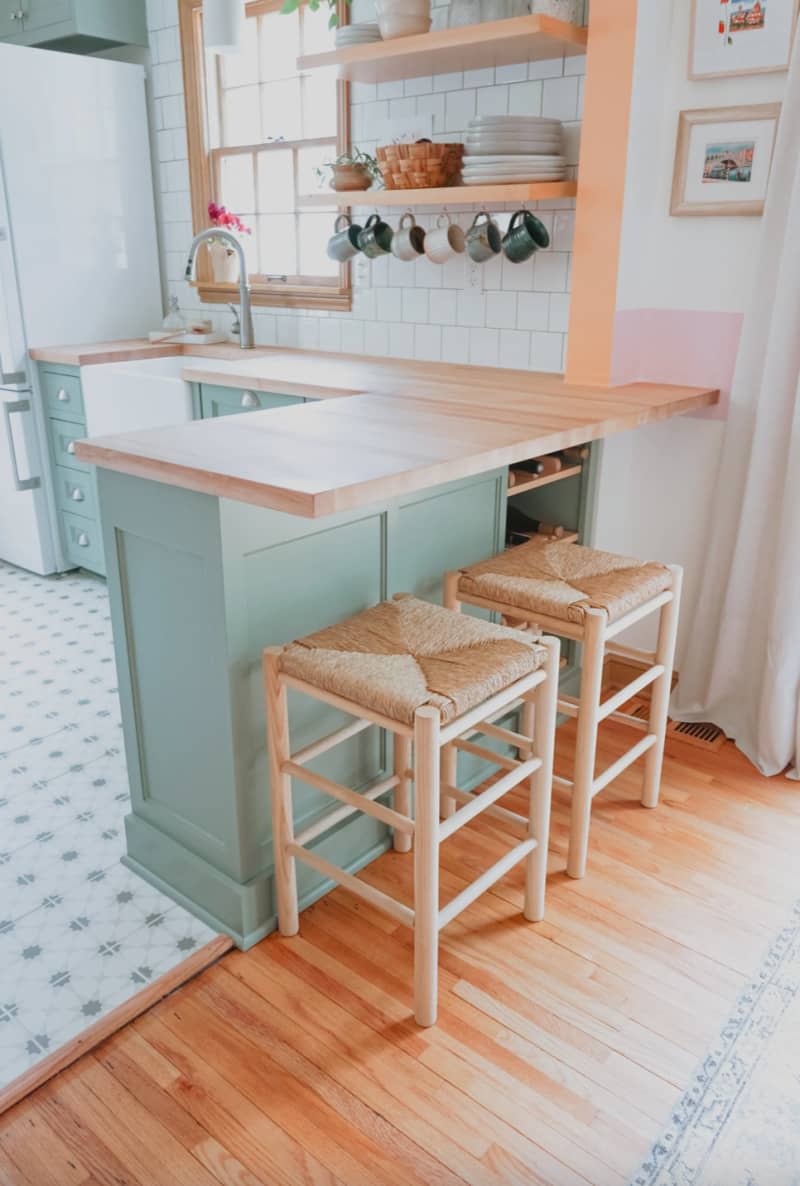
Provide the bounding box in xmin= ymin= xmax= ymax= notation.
xmin=70 ymin=487 xmax=84 ymax=502
xmin=66 ymin=440 xmax=76 ymax=454
xmin=10 ymin=10 xmax=24 ymax=20
xmin=77 ymin=532 xmax=90 ymax=548
xmin=240 ymin=390 xmax=259 ymax=409
xmin=57 ymin=388 xmax=69 ymax=401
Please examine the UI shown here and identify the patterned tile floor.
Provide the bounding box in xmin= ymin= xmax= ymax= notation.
xmin=0 ymin=560 xmax=218 ymax=1092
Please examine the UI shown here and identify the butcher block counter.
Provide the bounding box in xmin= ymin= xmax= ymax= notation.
xmin=61 ymin=343 xmax=718 ymax=948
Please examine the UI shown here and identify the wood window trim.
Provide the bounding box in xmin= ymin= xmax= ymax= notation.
xmin=178 ymin=0 xmax=352 ymax=312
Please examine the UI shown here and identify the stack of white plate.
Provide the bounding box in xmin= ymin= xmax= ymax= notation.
xmin=462 ymin=115 xmax=566 ymax=184
xmin=335 ymin=22 xmax=382 ymax=46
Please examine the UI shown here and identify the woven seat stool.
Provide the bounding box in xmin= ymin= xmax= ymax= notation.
xmin=263 ymin=593 xmax=560 ymax=1026
xmin=444 ymin=539 xmax=683 ymax=880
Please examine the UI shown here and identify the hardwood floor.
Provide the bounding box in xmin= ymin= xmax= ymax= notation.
xmin=2 ymin=722 xmax=799 ymax=1186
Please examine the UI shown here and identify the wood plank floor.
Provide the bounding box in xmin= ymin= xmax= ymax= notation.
xmin=2 ymin=722 xmax=799 ymax=1186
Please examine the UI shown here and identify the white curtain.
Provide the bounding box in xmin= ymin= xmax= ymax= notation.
xmin=673 ymin=30 xmax=800 ymax=778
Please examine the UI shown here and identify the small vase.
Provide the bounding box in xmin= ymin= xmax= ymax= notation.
xmin=330 ymin=163 xmax=373 ymax=192
xmin=208 ymin=240 xmax=239 ymax=283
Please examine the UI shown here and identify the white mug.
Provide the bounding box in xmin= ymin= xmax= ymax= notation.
xmin=391 ymin=211 xmax=426 ymax=261
xmin=424 ymin=213 xmax=466 ymax=264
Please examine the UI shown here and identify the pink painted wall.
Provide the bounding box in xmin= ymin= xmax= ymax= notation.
xmin=611 ymin=308 xmax=743 ymax=419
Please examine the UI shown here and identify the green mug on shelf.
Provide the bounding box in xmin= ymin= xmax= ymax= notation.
xmin=502 ymin=209 xmax=551 ymax=264
xmin=357 ymin=213 xmax=393 ymax=259
xmin=327 ymin=213 xmax=363 ymax=262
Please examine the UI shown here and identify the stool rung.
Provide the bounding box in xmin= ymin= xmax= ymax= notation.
xmin=443 ymin=784 xmax=528 ymax=834
xmin=287 ymin=842 xmax=414 ymax=928
xmin=465 ymin=719 xmax=531 ymax=751
xmin=598 ymin=665 xmax=664 ymax=721
xmin=290 ymin=717 xmax=372 ymax=766
xmin=592 ymin=733 xmax=656 ymax=798
xmin=439 ymin=756 xmax=541 ymax=840
xmin=439 ymin=668 xmax=546 ymax=745
xmin=553 ymin=774 xmax=573 ymax=788
xmin=604 ymin=640 xmax=657 ymax=665
xmin=282 ymin=762 xmax=413 ymax=836
xmin=438 ymin=838 xmax=537 ymax=929
xmin=452 ymin=737 xmax=522 ymax=772
xmin=559 ymin=692 xmax=650 ymax=733
xmin=605 ymin=591 xmax=672 ymax=639
xmin=295 ymin=777 xmax=399 ymax=847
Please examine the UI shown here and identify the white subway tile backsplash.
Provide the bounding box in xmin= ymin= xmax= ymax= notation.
xmin=495 ymin=62 xmax=528 ymax=85
xmin=457 ymin=288 xmax=487 ymax=327
xmin=389 ymin=322 xmax=414 ymax=358
xmin=468 ymin=327 xmax=499 ymax=367
xmin=433 ymin=71 xmax=464 ymax=92
xmin=476 ymin=85 xmax=509 ymax=117
xmin=351 ymin=81 xmax=377 ymax=104
xmin=528 ymin=58 xmax=564 ymax=80
xmin=442 ymin=325 xmax=470 ymax=363
xmin=541 ymin=75 xmax=580 ymax=121
xmin=508 ymin=80 xmax=543 ymax=117
xmin=429 ymin=289 xmax=458 ymax=325
xmin=564 ymin=52 xmax=587 ymax=76
xmin=533 ymin=251 xmax=568 ymax=293
xmin=501 ymin=254 xmax=535 ymax=292
xmin=485 ymin=291 xmax=517 ymax=329
xmin=517 ymin=291 xmax=550 ymax=330
xmin=404 ymin=75 xmax=434 ymax=96
xmin=552 ymin=209 xmax=576 ymax=252
xmin=402 ymin=289 xmax=429 ymax=323
xmin=445 ymin=88 xmax=476 ymax=133
xmin=340 ymin=319 xmax=365 ymax=353
xmin=463 ymin=67 xmax=495 ymax=88
xmin=415 ymin=92 xmax=446 ymax=134
xmin=377 ymin=79 xmax=404 ymax=100
xmin=499 ymin=328 xmax=531 ymax=370
xmin=376 ymin=288 xmax=402 ymax=322
xmin=363 ymin=322 xmax=389 ymax=356
xmin=530 ymin=331 xmax=564 ymax=372
xmin=318 ymin=319 xmax=342 ymax=352
xmin=414 ymin=324 xmax=442 ymax=361
xmin=548 ymin=292 xmax=570 ymax=333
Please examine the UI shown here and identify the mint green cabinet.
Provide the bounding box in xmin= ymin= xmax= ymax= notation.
xmin=0 ymin=0 xmax=146 ymax=50
xmin=197 ymin=383 xmax=306 ymax=419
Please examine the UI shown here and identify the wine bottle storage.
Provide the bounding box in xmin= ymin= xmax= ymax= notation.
xmin=506 ymin=444 xmax=588 ymax=550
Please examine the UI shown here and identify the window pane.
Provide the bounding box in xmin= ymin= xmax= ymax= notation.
xmin=219 ymin=18 xmax=259 ymax=88
xmin=299 ymin=212 xmax=338 ymax=277
xmin=260 ymin=9 xmax=300 ymax=81
xmin=301 ymin=4 xmax=336 ymax=55
xmin=297 ymin=143 xmax=336 ymax=195
xmin=261 ymin=78 xmax=302 ymax=142
xmin=242 ymin=228 xmax=259 ymax=277
xmin=221 ymin=85 xmax=260 ymax=147
xmin=301 ymin=69 xmax=337 ymax=140
xmin=258 ymin=214 xmax=297 ymax=276
xmin=218 ymin=153 xmax=255 ymax=215
xmin=256 ymin=149 xmax=294 ymax=213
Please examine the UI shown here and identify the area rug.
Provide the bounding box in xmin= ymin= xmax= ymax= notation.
xmin=630 ymin=898 xmax=800 ymax=1186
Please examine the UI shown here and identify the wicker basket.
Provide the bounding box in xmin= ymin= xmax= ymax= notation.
xmin=376 ymin=141 xmax=464 ymax=189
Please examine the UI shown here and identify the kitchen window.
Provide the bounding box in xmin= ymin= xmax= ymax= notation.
xmin=179 ymin=0 xmax=349 ymax=310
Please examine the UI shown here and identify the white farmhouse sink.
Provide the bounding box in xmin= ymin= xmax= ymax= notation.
xmin=79 ymin=354 xmax=238 ymax=437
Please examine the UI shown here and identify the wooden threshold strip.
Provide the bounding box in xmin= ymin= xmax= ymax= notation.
xmin=0 ymin=934 xmax=232 ymax=1116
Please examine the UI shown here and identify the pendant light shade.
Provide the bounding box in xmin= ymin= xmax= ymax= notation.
xmin=203 ymin=0 xmax=246 ymax=54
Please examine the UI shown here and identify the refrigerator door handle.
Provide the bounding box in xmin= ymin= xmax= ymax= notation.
xmin=2 ymin=397 xmax=41 ymax=491
xmin=0 ymin=349 xmax=27 ymax=387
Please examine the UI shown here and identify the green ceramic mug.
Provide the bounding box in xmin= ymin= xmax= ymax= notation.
xmin=327 ymin=213 xmax=363 ymax=262
xmin=502 ymin=209 xmax=551 ymax=263
xmin=357 ymin=213 xmax=393 ymax=259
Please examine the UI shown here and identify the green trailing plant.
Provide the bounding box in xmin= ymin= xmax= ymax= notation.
xmin=314 ymin=148 xmax=382 ymax=185
xmin=280 ymin=0 xmax=351 ymax=29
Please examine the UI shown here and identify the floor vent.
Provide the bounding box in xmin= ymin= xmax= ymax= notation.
xmin=666 ymin=719 xmax=727 ymax=752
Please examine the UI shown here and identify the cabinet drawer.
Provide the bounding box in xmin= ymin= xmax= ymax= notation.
xmin=198 ymin=384 xmax=305 ymax=419
xmin=21 ymin=0 xmax=71 ymax=33
xmin=60 ymin=510 xmax=104 ymax=574
xmin=53 ymin=465 xmax=96 ymax=520
xmin=41 ymin=369 xmax=84 ymax=422
xmin=48 ymin=416 xmax=88 ymax=472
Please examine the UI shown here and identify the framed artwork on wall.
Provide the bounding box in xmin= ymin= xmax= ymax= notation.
xmin=689 ymin=0 xmax=798 ymax=78
xmin=671 ymin=103 xmax=781 ymax=216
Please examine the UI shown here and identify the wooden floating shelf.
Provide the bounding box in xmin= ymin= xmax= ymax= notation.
xmin=513 ymin=530 xmax=579 ymax=545
xmin=298 ymin=181 xmax=577 ymax=209
xmin=507 ymin=463 xmax=582 ymax=496
xmin=297 ymin=14 xmax=587 ymax=83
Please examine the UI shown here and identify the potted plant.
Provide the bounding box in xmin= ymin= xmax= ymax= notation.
xmin=280 ymin=0 xmax=350 ymax=28
xmin=206 ymin=202 xmax=252 ymax=283
xmin=316 ymin=148 xmax=381 ymax=192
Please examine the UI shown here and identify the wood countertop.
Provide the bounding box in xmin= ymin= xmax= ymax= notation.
xmin=75 ymin=360 xmax=718 ymax=516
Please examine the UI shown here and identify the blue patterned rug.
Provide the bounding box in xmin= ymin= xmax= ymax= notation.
xmin=630 ymin=900 xmax=800 ymax=1186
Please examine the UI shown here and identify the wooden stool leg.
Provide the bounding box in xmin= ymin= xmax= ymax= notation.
xmin=440 ymin=743 xmax=457 ymax=820
xmin=393 ymin=734 xmax=412 ymax=853
xmin=263 ymin=648 xmax=299 ymax=935
xmin=642 ymin=565 xmax=683 ymax=809
xmin=443 ymin=570 xmax=461 ymax=612
xmin=413 ymin=706 xmax=441 ymax=1027
xmin=524 ymin=635 xmax=559 ymax=921
xmin=567 ymin=608 xmax=606 ymax=880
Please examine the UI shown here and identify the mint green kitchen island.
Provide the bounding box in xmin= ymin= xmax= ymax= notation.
xmin=76 ymin=365 xmax=717 ymax=947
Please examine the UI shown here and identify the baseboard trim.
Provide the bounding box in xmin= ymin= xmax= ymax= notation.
xmin=0 ymin=934 xmax=232 ymax=1117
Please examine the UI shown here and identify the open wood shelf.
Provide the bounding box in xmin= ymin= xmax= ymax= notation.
xmin=507 ymin=463 xmax=582 ymax=496
xmin=299 ymin=180 xmax=577 ymax=209
xmin=506 ymin=530 xmax=579 ymax=549
xmin=297 ymin=14 xmax=587 ymax=83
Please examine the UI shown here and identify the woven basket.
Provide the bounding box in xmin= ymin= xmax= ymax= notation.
xmin=376 ymin=141 xmax=464 ymax=189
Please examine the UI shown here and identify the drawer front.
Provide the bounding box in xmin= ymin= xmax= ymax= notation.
xmin=198 ymin=384 xmax=305 ymax=419
xmin=60 ymin=510 xmax=104 ymax=574
xmin=53 ymin=465 xmax=97 ymax=520
xmin=41 ymin=369 xmax=84 ymax=422
xmin=48 ymin=417 xmax=88 ymax=472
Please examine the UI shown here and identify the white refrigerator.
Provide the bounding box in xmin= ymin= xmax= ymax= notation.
xmin=0 ymin=42 xmax=161 ymax=574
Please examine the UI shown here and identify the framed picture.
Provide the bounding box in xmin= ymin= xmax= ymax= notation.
xmin=671 ymin=104 xmax=781 ymax=216
xmin=689 ymin=0 xmax=798 ymax=78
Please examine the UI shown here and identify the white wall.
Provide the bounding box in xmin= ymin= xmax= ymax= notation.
xmin=594 ymin=0 xmax=787 ymax=660
xmin=144 ymin=0 xmax=583 ymax=369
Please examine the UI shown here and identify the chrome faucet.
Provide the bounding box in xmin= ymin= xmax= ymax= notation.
xmin=184 ymin=228 xmax=254 ymax=349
